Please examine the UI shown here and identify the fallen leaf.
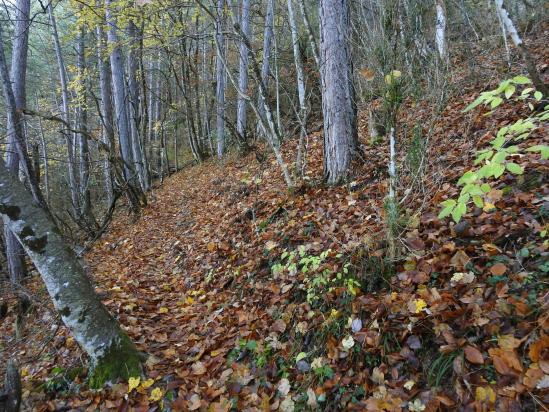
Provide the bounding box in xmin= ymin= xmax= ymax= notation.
xmin=490 ymin=263 xmax=507 ymax=276
xmin=464 ymin=345 xmax=484 ymax=365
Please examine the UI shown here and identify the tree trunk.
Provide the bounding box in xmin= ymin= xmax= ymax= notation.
xmin=494 ymin=0 xmax=549 ymax=97
xmin=215 ymin=0 xmax=226 ymax=158
xmin=236 ymin=0 xmax=251 ymax=143
xmin=128 ymin=20 xmax=149 ymax=192
xmin=319 ymin=0 xmax=357 ymax=185
xmin=38 ymin=116 xmax=50 ymax=204
xmin=76 ymin=20 xmax=92 ymax=219
xmin=106 ymin=0 xmax=136 ymax=183
xmin=3 ymin=0 xmax=31 ymax=285
xmin=0 ymin=158 xmax=142 ymax=389
xmin=48 ymin=3 xmax=80 ymax=212
xmin=435 ymin=0 xmax=448 ymax=63
xmin=256 ymin=0 xmax=275 ymax=137
xmin=298 ymin=0 xmax=320 ymax=67
xmin=287 ymin=0 xmax=308 ymax=175
xmin=96 ymin=14 xmax=115 ymax=205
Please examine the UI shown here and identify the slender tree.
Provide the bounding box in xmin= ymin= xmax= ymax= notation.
xmin=215 ymin=0 xmax=226 ymax=158
xmin=48 ymin=3 xmax=80 ymax=212
xmin=3 ymin=0 xmax=31 ymax=285
xmin=0 ymin=158 xmax=142 ymax=388
xmin=96 ymin=11 xmax=116 ymax=205
xmin=319 ymin=0 xmax=357 ymax=184
xmin=236 ymin=0 xmax=251 ymax=143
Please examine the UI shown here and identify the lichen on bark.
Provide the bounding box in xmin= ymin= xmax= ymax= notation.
xmin=87 ymin=332 xmax=142 ymax=389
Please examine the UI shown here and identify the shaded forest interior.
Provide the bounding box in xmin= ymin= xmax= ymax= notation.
xmin=0 ymin=0 xmax=548 ymax=411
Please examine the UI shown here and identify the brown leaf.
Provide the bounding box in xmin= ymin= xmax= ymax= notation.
xmin=464 ymin=345 xmax=484 ymax=365
xmin=490 ymin=263 xmax=507 ymax=276
xmin=450 ymin=250 xmax=470 ymax=271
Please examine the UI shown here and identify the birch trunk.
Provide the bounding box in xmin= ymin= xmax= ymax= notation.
xmin=435 ymin=0 xmax=448 ymax=62
xmin=48 ymin=3 xmax=80 ymax=212
xmin=319 ymin=0 xmax=357 ymax=185
xmin=96 ymin=16 xmax=115 ymax=205
xmin=236 ymin=0 xmax=251 ymax=142
xmin=4 ymin=0 xmax=31 ymax=284
xmin=76 ymin=21 xmax=92 ymax=218
xmin=0 ymin=158 xmax=141 ymax=388
xmin=297 ymin=0 xmax=320 ymax=67
xmin=105 ymin=0 xmax=136 ymax=182
xmin=215 ymin=0 xmax=226 ymax=158
xmin=128 ymin=20 xmax=149 ymax=191
xmin=494 ymin=0 xmax=549 ymax=97
xmin=287 ymin=0 xmax=308 ymax=175
xmin=256 ymin=0 xmax=275 ymax=137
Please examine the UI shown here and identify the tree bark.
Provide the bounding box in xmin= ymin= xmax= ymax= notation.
xmin=287 ymin=0 xmax=308 ymax=175
xmin=297 ymin=0 xmax=320 ymax=67
xmin=106 ymin=0 xmax=139 ymax=189
xmin=128 ymin=20 xmax=149 ymax=191
xmin=76 ymin=19 xmax=92 ymax=219
xmin=215 ymin=0 xmax=226 ymax=158
xmin=236 ymin=0 xmax=251 ymax=143
xmin=494 ymin=0 xmax=549 ymax=97
xmin=48 ymin=3 xmax=80 ymax=212
xmin=256 ymin=0 xmax=275 ymax=137
xmin=96 ymin=13 xmax=115 ymax=205
xmin=0 ymin=158 xmax=141 ymax=389
xmin=435 ymin=0 xmax=448 ymax=63
xmin=319 ymin=0 xmax=357 ymax=185
xmin=3 ymin=0 xmax=31 ymax=285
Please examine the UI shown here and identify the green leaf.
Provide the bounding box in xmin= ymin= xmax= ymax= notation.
xmin=490 ymin=97 xmax=503 ymax=109
xmin=492 ymin=151 xmax=507 ymax=164
xmin=491 ymin=134 xmax=505 ymax=149
xmin=475 ymin=150 xmax=493 ymax=165
xmin=441 ymin=199 xmax=457 ymax=208
xmin=451 ymin=202 xmax=467 ymax=223
xmin=534 ymin=91 xmax=543 ymax=101
xmin=521 ymin=87 xmax=534 ymax=95
xmin=481 ymin=183 xmax=491 ymax=193
xmin=526 ymin=145 xmax=549 ymax=159
xmin=493 ymin=163 xmax=505 ymax=178
xmin=295 ymin=352 xmax=308 ymax=362
xmin=438 ymin=204 xmax=454 ymax=219
xmin=458 ymin=193 xmax=470 ymax=204
xmin=505 ymin=162 xmax=524 ymax=175
xmin=457 ymin=171 xmax=478 ymax=185
xmin=473 ymin=195 xmax=484 ymax=208
xmin=463 ymin=96 xmax=485 ymax=112
xmin=512 ymin=75 xmax=531 ymax=85
xmin=505 ymin=84 xmax=515 ymax=99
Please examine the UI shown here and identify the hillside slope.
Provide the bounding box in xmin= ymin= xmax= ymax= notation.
xmin=1 ymin=28 xmax=548 ymax=412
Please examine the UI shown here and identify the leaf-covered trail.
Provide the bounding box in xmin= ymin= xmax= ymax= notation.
xmin=87 ymin=163 xmax=281 ymax=406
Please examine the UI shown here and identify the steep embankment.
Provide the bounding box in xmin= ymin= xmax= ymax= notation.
xmin=1 ymin=28 xmax=548 ymax=411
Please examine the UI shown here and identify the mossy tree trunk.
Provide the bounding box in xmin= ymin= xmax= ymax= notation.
xmin=0 ymin=159 xmax=141 ymax=388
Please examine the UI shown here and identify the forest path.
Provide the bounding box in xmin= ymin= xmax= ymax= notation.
xmin=86 ymin=161 xmax=280 ymax=408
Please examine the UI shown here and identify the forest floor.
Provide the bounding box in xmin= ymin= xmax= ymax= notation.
xmin=1 ymin=28 xmax=549 ymax=412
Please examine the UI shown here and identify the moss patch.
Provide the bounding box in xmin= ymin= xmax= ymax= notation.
xmin=87 ymin=333 xmax=141 ymax=389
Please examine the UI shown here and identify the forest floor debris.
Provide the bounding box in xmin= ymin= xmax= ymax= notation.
xmin=1 ymin=30 xmax=548 ymax=412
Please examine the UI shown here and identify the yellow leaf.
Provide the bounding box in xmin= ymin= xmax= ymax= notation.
xmin=140 ymin=378 xmax=154 ymax=389
xmin=158 ymin=307 xmax=169 ymax=314
xmin=128 ymin=376 xmax=140 ymax=393
xmin=411 ymin=299 xmax=427 ymax=314
xmin=20 ymin=367 xmax=29 ymax=378
xmin=483 ymin=202 xmax=496 ymax=213
xmin=149 ymin=387 xmax=164 ymax=402
xmin=475 ymin=386 xmax=496 ymax=403
xmin=185 ymin=296 xmax=194 ymax=305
